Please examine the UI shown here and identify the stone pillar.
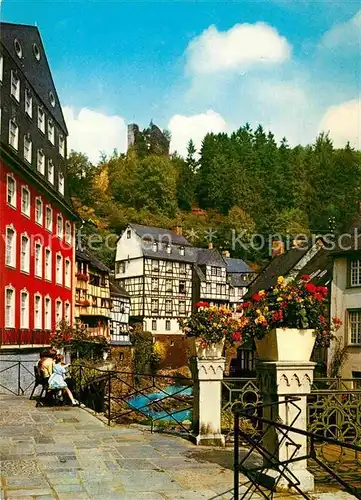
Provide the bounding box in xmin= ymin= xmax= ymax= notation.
xmin=257 ymin=361 xmax=316 ymax=492
xmin=191 ymin=357 xmax=225 ymax=446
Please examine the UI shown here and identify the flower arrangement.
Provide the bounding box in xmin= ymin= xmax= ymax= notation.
xmin=76 ymin=272 xmax=89 ymax=282
xmin=239 ymin=275 xmax=341 ymax=348
xmin=179 ymin=301 xmax=247 ymax=347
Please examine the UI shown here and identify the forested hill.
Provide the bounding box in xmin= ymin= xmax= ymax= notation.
xmin=67 ymin=124 xmax=361 ymax=268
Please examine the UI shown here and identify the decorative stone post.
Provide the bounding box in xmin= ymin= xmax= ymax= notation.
xmin=191 ymin=357 xmax=226 ymax=446
xmin=257 ymin=361 xmax=316 ymax=492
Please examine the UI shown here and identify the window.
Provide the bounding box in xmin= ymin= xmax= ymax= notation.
xmin=45 ymin=248 xmax=52 ymax=281
xmin=56 ymin=254 xmax=63 ymax=285
xmin=65 ymin=222 xmax=72 ymax=244
xmin=5 ymin=287 xmax=15 ymax=328
xmin=206 ymin=282 xmax=211 ymax=295
xmin=20 ymin=234 xmax=30 ymax=273
xmin=166 ymin=261 xmax=172 ymax=273
xmin=217 ymin=268 xmax=223 ymax=277
xmin=64 ymin=302 xmax=70 ymax=324
xmin=23 ymin=135 xmax=32 ymax=163
xmin=7 ymin=175 xmax=16 ymax=206
xmin=48 ymin=159 xmax=54 ymax=184
xmin=44 ymin=297 xmax=51 ymax=330
xmin=152 ymin=278 xmax=159 ymax=292
xmin=37 ymin=149 xmax=45 ymax=174
xmin=179 ymin=281 xmax=186 ymax=294
xmin=349 ymin=310 xmax=361 ymax=345
xmin=35 ymin=242 xmax=43 ymax=278
xmin=38 ymin=107 xmax=45 ymax=133
xmin=116 ymin=261 xmax=126 ymax=274
xmin=350 ymin=260 xmax=361 ymax=287
xmin=9 ymin=119 xmax=19 ymax=150
xmin=151 ymin=260 xmax=159 ymax=273
xmin=48 ymin=119 xmax=55 ymax=144
xmin=179 ymin=301 xmax=186 ymax=315
xmin=34 ymin=294 xmax=42 ymax=329
xmin=216 ymin=284 xmax=221 ymax=294
xmin=45 ymin=206 xmax=52 ymax=231
xmin=20 ymin=291 xmax=29 ymax=329
xmin=166 ymin=244 xmax=172 ymax=254
xmin=25 ymin=89 xmax=32 ymax=117
xmin=166 ymin=320 xmax=171 ymax=331
xmin=127 ymin=229 xmax=131 ymax=239
xmin=179 ymin=246 xmax=185 ymax=256
xmin=151 ymin=299 xmax=159 ymax=314
xmin=21 ymin=187 xmax=30 ymax=217
xmin=33 ymin=42 xmax=41 ymax=61
xmin=211 ymin=267 xmax=217 ymax=276
xmin=352 ymin=371 xmax=361 ymax=390
xmin=65 ymin=259 xmax=71 ymax=288
xmin=58 ymin=172 xmax=64 ymax=195
xmin=165 ymin=299 xmax=172 ymax=314
xmin=14 ymin=39 xmax=23 ymax=58
xmin=56 ymin=215 xmax=63 ymax=238
xmin=0 ymin=55 xmax=3 ymax=81
xmin=152 ymin=320 xmax=157 ymax=331
xmin=11 ymin=71 xmax=20 ymax=101
xmin=59 ymin=135 xmax=65 ymax=156
xmin=56 ymin=300 xmax=62 ymax=328
xmin=179 ymin=263 xmax=186 ymax=274
xmin=35 ymin=197 xmax=43 ymax=225
xmin=152 ymin=242 xmax=158 ymax=253
xmin=166 ymin=279 xmax=172 ymax=293
xmin=6 ymin=227 xmax=16 ymax=267
xmin=49 ymin=91 xmax=56 ymax=108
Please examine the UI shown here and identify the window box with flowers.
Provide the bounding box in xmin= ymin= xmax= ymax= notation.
xmin=76 ymin=299 xmax=90 ymax=307
xmin=76 ymin=272 xmax=89 ymax=282
xmin=240 ymin=276 xmax=342 ymax=362
xmin=179 ymin=301 xmax=247 ymax=359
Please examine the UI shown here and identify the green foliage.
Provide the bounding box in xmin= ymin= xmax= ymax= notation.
xmin=51 ymin=321 xmax=108 ymax=360
xmin=130 ymin=327 xmax=161 ymax=375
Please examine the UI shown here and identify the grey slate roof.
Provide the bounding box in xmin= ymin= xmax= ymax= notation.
xmin=109 ymin=280 xmax=130 ymax=298
xmin=228 ymin=273 xmax=256 ymax=288
xmin=0 ymin=23 xmax=68 ymax=134
xmin=142 ymin=244 xmax=198 ymax=263
xmin=130 ymin=223 xmax=190 ymax=246
xmin=76 ymin=246 xmax=111 ymax=273
xmin=195 ymin=248 xmax=226 ymax=267
xmin=225 ymin=258 xmax=252 ymax=274
xmin=295 ymin=248 xmax=332 ymax=286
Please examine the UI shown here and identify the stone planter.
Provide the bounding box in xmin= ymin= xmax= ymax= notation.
xmin=188 ymin=337 xmax=225 ymax=359
xmin=255 ymin=328 xmax=316 ymax=362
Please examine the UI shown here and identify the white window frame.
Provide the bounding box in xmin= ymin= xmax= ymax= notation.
xmin=5 ymin=225 xmax=16 ymax=268
xmin=349 ymin=310 xmax=361 ymax=345
xmin=11 ymin=70 xmax=20 ymax=101
xmin=23 ymin=134 xmax=32 ymax=163
xmin=56 ymin=214 xmax=63 ymax=239
xmin=34 ymin=293 xmax=42 ymax=330
xmin=165 ymin=299 xmax=172 ymax=314
xmin=48 ymin=159 xmax=54 ymax=184
xmin=151 ymin=298 xmax=159 ymax=314
xmin=65 ymin=221 xmax=72 ymax=244
xmin=9 ymin=119 xmax=19 ymax=150
xmin=35 ymin=197 xmax=43 ymax=225
xmin=179 ymin=300 xmax=186 ymax=315
xmin=64 ymin=301 xmax=71 ymax=324
xmin=20 ymin=233 xmax=30 ymax=273
xmin=45 ymin=206 xmax=53 ymax=232
xmin=21 ymin=186 xmax=30 ymax=216
xmin=165 ymin=319 xmax=171 ymax=331
xmin=34 ymin=241 xmax=43 ymax=278
xmin=56 ymin=299 xmax=63 ymax=329
xmin=44 ymin=296 xmax=51 ymax=330
xmin=59 ymin=134 xmax=65 ymax=156
xmin=25 ymin=88 xmax=33 ymax=118
xmin=37 ymin=149 xmax=45 ymax=174
xmin=350 ymin=260 xmax=361 ymax=287
xmin=7 ymin=174 xmax=16 ymax=207
xmin=65 ymin=258 xmax=71 ymax=288
xmin=0 ymin=55 xmax=3 ymax=82
xmin=56 ymin=253 xmax=63 ymax=285
xmin=20 ymin=290 xmax=29 ymax=329
xmin=47 ymin=119 xmax=55 ymax=144
xmin=58 ymin=172 xmax=64 ymax=195
xmin=5 ymin=286 xmax=15 ymax=328
xmin=45 ymin=248 xmax=52 ymax=281
xmin=38 ymin=106 xmax=45 ymax=133
xmin=152 ymin=319 xmax=157 ymax=331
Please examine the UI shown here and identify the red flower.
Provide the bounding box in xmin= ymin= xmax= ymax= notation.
xmin=316 ymin=286 xmax=328 ymax=296
xmin=252 ymin=293 xmax=262 ymax=302
xmin=300 ymin=274 xmax=311 ymax=281
xmin=305 ymin=283 xmax=317 ymax=294
xmin=272 ymin=310 xmax=283 ymax=322
xmin=280 ymin=301 xmax=288 ymax=309
xmin=195 ymin=301 xmax=209 ymax=309
xmin=232 ymin=332 xmax=242 ymax=342
xmin=314 ymin=293 xmax=324 ymax=302
xmin=242 ymin=301 xmax=250 ymax=309
xmin=319 ymin=315 xmax=326 ymax=324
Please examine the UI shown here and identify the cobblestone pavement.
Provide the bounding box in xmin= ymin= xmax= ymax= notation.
xmin=0 ymin=395 xmax=357 ymax=500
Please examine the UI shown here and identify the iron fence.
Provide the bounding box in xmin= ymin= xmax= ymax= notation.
xmin=0 ymin=360 xmax=37 ymax=396
xmin=0 ymin=328 xmax=51 ymax=347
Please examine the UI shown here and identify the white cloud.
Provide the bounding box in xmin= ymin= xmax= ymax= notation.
xmin=62 ymin=107 xmax=127 ymax=163
xmin=319 ymin=99 xmax=361 ymax=149
xmin=168 ymin=110 xmax=228 ymax=156
xmin=186 ymin=22 xmax=291 ymax=75
xmin=320 ymin=9 xmax=361 ymax=49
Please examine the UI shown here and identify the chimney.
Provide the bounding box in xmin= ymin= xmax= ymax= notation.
xmin=174 ymin=225 xmax=183 ymax=236
xmin=223 ymin=250 xmax=230 ymax=258
xmin=272 ymin=240 xmax=284 ymax=258
xmin=208 ymin=242 xmax=213 ymax=249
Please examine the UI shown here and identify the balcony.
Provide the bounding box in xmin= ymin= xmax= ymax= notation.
xmin=0 ymin=329 xmax=51 ymax=347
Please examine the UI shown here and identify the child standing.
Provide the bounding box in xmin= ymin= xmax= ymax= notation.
xmin=48 ymin=354 xmax=79 ymax=406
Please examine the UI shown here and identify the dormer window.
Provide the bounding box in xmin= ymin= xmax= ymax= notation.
xmin=49 ymin=91 xmax=56 ymax=108
xmin=58 ymin=172 xmax=64 ymax=195
xmin=166 ymin=244 xmax=172 ymax=254
xmin=153 ymin=242 xmax=158 ymax=252
xmin=180 ymin=246 xmax=185 ymax=256
xmin=11 ymin=71 xmax=20 ymax=101
xmin=9 ymin=119 xmax=19 ymax=150
xmin=59 ymin=135 xmax=65 ymax=157
xmin=24 ymin=135 xmax=32 ymax=163
xmin=38 ymin=107 xmax=45 ymax=133
xmin=127 ymin=229 xmax=131 ymax=239
xmin=48 ymin=119 xmax=55 ymax=144
xmin=14 ymin=39 xmax=23 ymax=59
xmin=48 ymin=159 xmax=54 ymax=184
xmin=37 ymin=149 xmax=45 ymax=174
xmin=33 ymin=43 xmax=41 ymax=61
xmin=25 ymin=89 xmax=33 ymax=117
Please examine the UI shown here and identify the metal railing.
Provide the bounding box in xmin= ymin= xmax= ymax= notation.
xmin=0 ymin=328 xmax=51 ymax=347
xmin=0 ymin=360 xmax=37 ymax=396
xmin=233 ymin=398 xmax=361 ymax=499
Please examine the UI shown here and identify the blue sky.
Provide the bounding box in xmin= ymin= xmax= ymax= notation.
xmin=2 ymin=0 xmax=360 ymax=160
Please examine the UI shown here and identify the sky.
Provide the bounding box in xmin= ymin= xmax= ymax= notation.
xmin=2 ymin=0 xmax=360 ymax=162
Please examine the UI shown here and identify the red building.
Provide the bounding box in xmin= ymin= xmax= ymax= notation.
xmin=0 ymin=23 xmax=78 ymax=350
